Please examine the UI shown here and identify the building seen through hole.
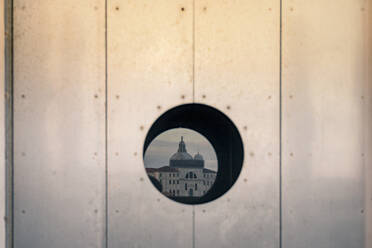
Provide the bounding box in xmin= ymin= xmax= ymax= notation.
xmin=144 ymin=129 xmax=217 ymax=200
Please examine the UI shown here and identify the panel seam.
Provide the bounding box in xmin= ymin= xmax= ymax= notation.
xmin=279 ymin=0 xmax=283 ymax=248
xmin=4 ymin=0 xmax=14 ymax=247
xmin=192 ymin=0 xmax=195 ymax=103
xmin=104 ymin=0 xmax=108 ymax=247
xmin=192 ymin=1 xmax=196 ymax=247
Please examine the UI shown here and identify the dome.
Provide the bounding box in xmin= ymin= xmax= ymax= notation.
xmin=170 ymin=136 xmax=204 ymax=168
xmin=170 ymin=136 xmax=193 ymax=161
xmin=170 ymin=152 xmax=193 ymax=160
xmin=194 ymin=153 xmax=204 ymax=161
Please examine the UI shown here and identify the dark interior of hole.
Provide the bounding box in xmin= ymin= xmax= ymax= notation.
xmin=143 ymin=104 xmax=244 ymax=204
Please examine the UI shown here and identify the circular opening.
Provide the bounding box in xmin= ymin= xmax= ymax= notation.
xmin=144 ymin=128 xmax=218 ymax=200
xmin=143 ymin=103 xmax=244 ymax=204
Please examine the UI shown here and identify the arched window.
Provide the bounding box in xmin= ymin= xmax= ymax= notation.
xmin=186 ymin=172 xmax=197 ymax=179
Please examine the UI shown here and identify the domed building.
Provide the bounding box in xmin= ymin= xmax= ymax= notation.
xmin=146 ymin=136 xmax=217 ymax=197
xmin=194 ymin=153 xmax=204 ymax=161
xmin=170 ymin=136 xmax=204 ymax=168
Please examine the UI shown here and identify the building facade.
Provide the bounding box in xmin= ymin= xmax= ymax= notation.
xmin=146 ymin=137 xmax=217 ymax=197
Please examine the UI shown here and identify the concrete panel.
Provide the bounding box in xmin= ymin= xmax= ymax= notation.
xmin=282 ymin=0 xmax=370 ymax=247
xmin=366 ymin=2 xmax=372 ymax=246
xmin=194 ymin=0 xmax=280 ymax=247
xmin=13 ymin=1 xmax=106 ymax=247
xmin=107 ymin=1 xmax=194 ymax=247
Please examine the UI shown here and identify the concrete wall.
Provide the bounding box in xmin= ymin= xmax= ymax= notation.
xmin=282 ymin=1 xmax=371 ymax=247
xmin=1 ymin=0 xmax=372 ymax=247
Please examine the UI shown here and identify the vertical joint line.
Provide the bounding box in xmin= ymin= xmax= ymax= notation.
xmin=192 ymin=0 xmax=196 ymax=103
xmin=104 ymin=0 xmax=108 ymax=247
xmin=192 ymin=2 xmax=196 ymax=242
xmin=279 ymin=0 xmax=283 ymax=248
xmin=5 ymin=0 xmax=14 ymax=247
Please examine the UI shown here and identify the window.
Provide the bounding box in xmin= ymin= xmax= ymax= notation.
xmin=185 ymin=183 xmax=187 ymax=190
xmin=195 ymin=184 xmax=197 ymax=190
xmin=169 ymin=180 xmax=171 ymax=184
xmin=189 ymin=189 xmax=193 ymax=197
xmin=177 ymin=180 xmax=179 ymax=184
xmin=186 ymin=172 xmax=197 ymax=179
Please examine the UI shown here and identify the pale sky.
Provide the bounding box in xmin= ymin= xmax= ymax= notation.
xmin=144 ymin=128 xmax=218 ymax=171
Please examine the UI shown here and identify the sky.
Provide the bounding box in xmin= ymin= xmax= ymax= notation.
xmin=143 ymin=128 xmax=218 ymax=171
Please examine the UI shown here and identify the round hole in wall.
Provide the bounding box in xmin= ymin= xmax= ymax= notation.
xmin=144 ymin=128 xmax=218 ymax=200
xmin=143 ymin=104 xmax=244 ymax=204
